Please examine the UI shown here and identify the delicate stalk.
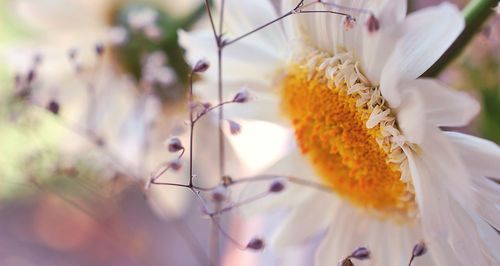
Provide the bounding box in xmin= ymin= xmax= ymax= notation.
xmin=423 ymin=0 xmax=499 ymax=77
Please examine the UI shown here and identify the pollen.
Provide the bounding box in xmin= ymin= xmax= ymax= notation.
xmin=281 ymin=51 xmax=416 ymax=221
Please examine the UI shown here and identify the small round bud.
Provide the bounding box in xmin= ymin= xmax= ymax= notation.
xmin=27 ymin=69 xmax=36 ymax=84
xmin=168 ymin=160 xmax=182 ymax=171
xmin=95 ymin=137 xmax=106 ymax=147
xmin=350 ymin=247 xmax=370 ymax=260
xmin=211 ymin=186 xmax=227 ymax=203
xmin=68 ymin=48 xmax=78 ymax=60
xmin=47 ymin=100 xmax=60 ymax=115
xmin=95 ymin=43 xmax=105 ymax=56
xmin=246 ymin=238 xmax=264 ymax=251
xmin=227 ymin=120 xmax=241 ymax=135
xmin=412 ymin=241 xmax=426 ymax=257
xmin=193 ymin=59 xmax=210 ymax=73
xmin=366 ymin=14 xmax=380 ymax=33
xmin=201 ymin=102 xmax=212 ymax=110
xmin=33 ymin=54 xmax=43 ymax=66
xmin=222 ymin=175 xmax=233 ymax=187
xmin=166 ymin=137 xmax=183 ymax=152
xmin=343 ymin=16 xmax=356 ymax=30
xmin=338 ymin=258 xmax=354 ymax=266
xmin=233 ymin=88 xmax=250 ymax=103
xmin=269 ymin=181 xmax=285 ymax=193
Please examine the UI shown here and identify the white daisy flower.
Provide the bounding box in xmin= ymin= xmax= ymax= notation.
xmin=180 ymin=0 xmax=500 ymax=265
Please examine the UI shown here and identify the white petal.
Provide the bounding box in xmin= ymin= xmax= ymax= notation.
xmin=445 ymin=132 xmax=500 ymax=231
xmin=416 ymin=79 xmax=479 ymax=127
xmin=381 ymin=3 xmax=464 ymax=106
xmin=396 ymin=89 xmax=425 ymax=144
xmin=224 ymin=119 xmax=294 ymax=175
xmin=445 ymin=132 xmax=500 ymax=180
xmin=271 ymin=191 xmax=337 ymax=248
xmin=405 ymin=133 xmax=500 ymax=265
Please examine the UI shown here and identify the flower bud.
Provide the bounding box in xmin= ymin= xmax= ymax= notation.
xmin=366 ymin=15 xmax=379 ymax=33
xmin=95 ymin=43 xmax=105 ymax=56
xmin=338 ymin=258 xmax=354 ymax=266
xmin=27 ymin=69 xmax=36 ymax=84
xmin=169 ymin=159 xmax=182 ymax=171
xmin=47 ymin=100 xmax=60 ymax=115
xmin=269 ymin=181 xmax=285 ymax=193
xmin=193 ymin=59 xmax=210 ymax=73
xmin=246 ymin=238 xmax=264 ymax=251
xmin=233 ymin=88 xmax=250 ymax=103
xmin=211 ymin=186 xmax=227 ymax=203
xmin=343 ymin=16 xmax=356 ymax=30
xmin=166 ymin=137 xmax=183 ymax=152
xmin=350 ymin=247 xmax=370 ymax=260
xmin=222 ymin=175 xmax=233 ymax=187
xmin=412 ymin=241 xmax=426 ymax=257
xmin=227 ymin=120 xmax=241 ymax=135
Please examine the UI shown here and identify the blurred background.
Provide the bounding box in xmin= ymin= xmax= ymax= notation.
xmin=0 ymin=0 xmax=498 ymax=265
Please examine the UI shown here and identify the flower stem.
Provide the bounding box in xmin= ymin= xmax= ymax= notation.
xmin=423 ymin=0 xmax=499 ymax=77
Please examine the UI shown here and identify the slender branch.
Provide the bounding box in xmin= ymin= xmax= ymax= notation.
xmin=223 ymin=2 xmax=351 ymax=47
xmin=223 ymin=11 xmax=293 ymax=47
xmin=189 ymin=72 xmax=195 ymax=187
xmin=203 ymin=0 xmax=219 ymax=43
xmin=218 ymin=43 xmax=225 ymax=179
xmin=192 ymin=100 xmax=235 ymax=123
xmin=423 ymin=0 xmax=499 ymax=77
xmin=208 ymin=190 xmax=270 ymax=217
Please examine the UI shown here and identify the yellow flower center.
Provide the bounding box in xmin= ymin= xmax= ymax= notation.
xmin=281 ymin=51 xmax=416 ymax=221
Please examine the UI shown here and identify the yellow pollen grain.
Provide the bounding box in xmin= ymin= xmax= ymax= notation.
xmin=281 ymin=64 xmax=412 ymax=217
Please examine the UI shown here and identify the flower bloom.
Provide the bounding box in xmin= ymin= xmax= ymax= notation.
xmin=181 ymin=0 xmax=500 ymax=265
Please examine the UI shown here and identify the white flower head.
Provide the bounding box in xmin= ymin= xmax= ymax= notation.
xmin=181 ymin=0 xmax=500 ymax=265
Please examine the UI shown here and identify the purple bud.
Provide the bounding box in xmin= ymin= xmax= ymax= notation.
xmin=201 ymin=102 xmax=212 ymax=110
xmin=193 ymin=59 xmax=210 ymax=73
xmin=269 ymin=181 xmax=285 ymax=193
xmin=222 ymin=175 xmax=233 ymax=187
xmin=33 ymin=54 xmax=43 ymax=65
xmin=338 ymin=258 xmax=354 ymax=266
xmin=14 ymin=74 xmax=21 ymax=87
xmin=47 ymin=100 xmax=60 ymax=115
xmin=166 ymin=137 xmax=183 ymax=152
xmin=68 ymin=48 xmax=78 ymax=60
xmin=227 ymin=120 xmax=241 ymax=135
xmin=211 ymin=186 xmax=227 ymax=203
xmin=27 ymin=69 xmax=36 ymax=84
xmin=95 ymin=43 xmax=105 ymax=56
xmin=246 ymin=238 xmax=264 ymax=251
xmin=366 ymin=14 xmax=379 ymax=33
xmin=95 ymin=137 xmax=106 ymax=147
xmin=412 ymin=241 xmax=427 ymax=257
xmin=350 ymin=247 xmax=370 ymax=260
xmin=169 ymin=160 xmax=182 ymax=171
xmin=343 ymin=15 xmax=356 ymax=30
xmin=232 ymin=88 xmax=250 ymax=103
